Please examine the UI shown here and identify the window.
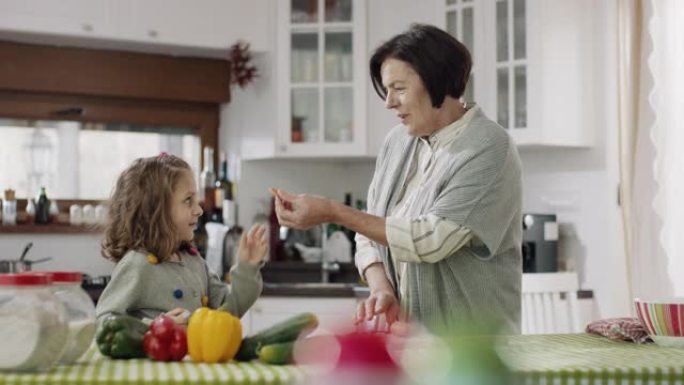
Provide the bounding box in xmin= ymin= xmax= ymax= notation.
xmin=0 ymin=119 xmax=200 ymax=199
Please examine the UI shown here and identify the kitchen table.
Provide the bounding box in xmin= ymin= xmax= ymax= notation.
xmin=499 ymin=333 xmax=684 ymax=385
xmin=0 ymin=345 xmax=305 ymax=385
xmin=3 ymin=333 xmax=683 ymax=385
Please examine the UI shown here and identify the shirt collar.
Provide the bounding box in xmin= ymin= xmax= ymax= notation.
xmin=422 ymin=105 xmax=479 ymax=149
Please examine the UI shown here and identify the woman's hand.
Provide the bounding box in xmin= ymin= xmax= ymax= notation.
xmin=355 ymin=289 xmax=401 ymax=326
xmin=238 ymin=224 xmax=268 ymax=266
xmin=270 ymin=188 xmax=334 ymax=229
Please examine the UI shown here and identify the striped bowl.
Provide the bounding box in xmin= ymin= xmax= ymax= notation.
xmin=634 ymin=298 xmax=684 ymax=346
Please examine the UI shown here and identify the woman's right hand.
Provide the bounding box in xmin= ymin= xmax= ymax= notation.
xmin=355 ymin=289 xmax=400 ymax=326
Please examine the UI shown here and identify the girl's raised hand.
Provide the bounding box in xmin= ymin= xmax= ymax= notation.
xmin=238 ymin=224 xmax=268 ymax=266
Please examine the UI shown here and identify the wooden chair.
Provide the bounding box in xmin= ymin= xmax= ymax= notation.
xmin=521 ymin=272 xmax=580 ymax=334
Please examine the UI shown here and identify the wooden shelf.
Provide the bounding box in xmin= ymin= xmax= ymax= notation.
xmin=0 ymin=223 xmax=103 ymax=234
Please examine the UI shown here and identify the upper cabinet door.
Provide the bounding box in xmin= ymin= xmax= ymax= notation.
xmin=276 ymin=0 xmax=368 ymax=157
xmin=117 ymin=0 xmax=271 ymax=51
xmin=444 ymin=0 xmax=482 ymax=106
xmin=443 ymin=0 xmax=595 ymax=148
xmin=0 ymin=0 xmax=116 ymax=38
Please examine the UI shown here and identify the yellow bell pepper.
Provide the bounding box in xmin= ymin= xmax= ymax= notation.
xmin=187 ymin=307 xmax=242 ymax=363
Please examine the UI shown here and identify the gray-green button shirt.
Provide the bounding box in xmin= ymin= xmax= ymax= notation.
xmin=95 ymin=249 xmax=262 ymax=320
xmin=364 ymin=108 xmax=523 ymax=333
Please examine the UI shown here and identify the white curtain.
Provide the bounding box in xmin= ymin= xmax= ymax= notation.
xmin=646 ymin=0 xmax=684 ymax=296
xmin=618 ymin=0 xmax=676 ymax=300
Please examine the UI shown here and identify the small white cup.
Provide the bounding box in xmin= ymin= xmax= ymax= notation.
xmin=95 ymin=204 xmax=107 ymax=224
xmin=82 ymin=204 xmax=96 ymax=225
xmin=69 ymin=204 xmax=83 ymax=225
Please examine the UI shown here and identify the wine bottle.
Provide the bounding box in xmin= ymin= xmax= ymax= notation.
xmin=193 ymin=209 xmax=209 ymax=258
xmin=199 ymin=146 xmax=216 ymax=218
xmin=213 ymin=151 xmax=235 ymax=226
xmin=35 ymin=187 xmax=50 ymax=224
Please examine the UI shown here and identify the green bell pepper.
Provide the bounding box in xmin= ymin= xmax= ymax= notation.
xmin=95 ymin=314 xmax=149 ymax=359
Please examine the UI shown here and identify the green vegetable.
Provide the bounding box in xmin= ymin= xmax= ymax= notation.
xmin=95 ymin=314 xmax=149 ymax=359
xmin=236 ymin=312 xmax=318 ymax=361
xmin=258 ymin=341 xmax=296 ymax=365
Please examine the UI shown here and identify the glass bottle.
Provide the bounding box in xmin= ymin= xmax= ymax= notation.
xmin=213 ymin=151 xmax=234 ymax=225
xmin=34 ymin=187 xmax=50 ymax=224
xmin=199 ymin=146 xmax=216 ymax=217
xmin=2 ymin=189 xmax=17 ymax=226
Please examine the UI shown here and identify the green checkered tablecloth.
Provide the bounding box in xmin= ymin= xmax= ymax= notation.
xmin=4 ymin=334 xmax=684 ymax=385
xmin=0 ymin=345 xmax=306 ymax=385
xmin=499 ymin=333 xmax=684 ymax=385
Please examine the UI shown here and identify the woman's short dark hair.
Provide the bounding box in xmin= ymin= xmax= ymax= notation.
xmin=370 ymin=23 xmax=472 ymax=108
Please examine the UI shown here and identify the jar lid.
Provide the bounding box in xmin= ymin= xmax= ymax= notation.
xmin=47 ymin=272 xmax=83 ymax=283
xmin=0 ymin=273 xmax=51 ymax=286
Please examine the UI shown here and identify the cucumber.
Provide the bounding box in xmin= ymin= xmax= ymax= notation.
xmin=258 ymin=341 xmax=295 ymax=365
xmin=235 ymin=312 xmax=318 ymax=361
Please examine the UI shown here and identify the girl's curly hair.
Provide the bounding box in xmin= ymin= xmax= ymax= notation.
xmin=102 ymin=154 xmax=193 ymax=263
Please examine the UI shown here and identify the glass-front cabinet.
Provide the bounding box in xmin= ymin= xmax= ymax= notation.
xmin=444 ymin=0 xmax=478 ymax=106
xmin=443 ymin=0 xmax=595 ymax=147
xmin=493 ymin=0 xmax=527 ymax=131
xmin=276 ymin=0 xmax=367 ymax=157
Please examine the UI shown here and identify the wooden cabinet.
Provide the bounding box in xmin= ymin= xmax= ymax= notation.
xmin=241 ymin=297 xmax=358 ymax=336
xmin=0 ymin=0 xmax=270 ymax=53
xmin=439 ymin=0 xmax=596 ymax=147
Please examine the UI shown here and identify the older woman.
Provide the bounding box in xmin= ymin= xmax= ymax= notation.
xmin=272 ymin=24 xmax=522 ymax=332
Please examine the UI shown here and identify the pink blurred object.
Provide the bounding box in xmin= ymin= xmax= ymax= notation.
xmin=295 ymin=331 xmax=403 ymax=385
xmin=335 ymin=332 xmax=397 ymax=369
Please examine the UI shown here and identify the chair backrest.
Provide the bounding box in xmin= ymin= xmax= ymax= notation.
xmin=521 ymin=272 xmax=580 ymax=334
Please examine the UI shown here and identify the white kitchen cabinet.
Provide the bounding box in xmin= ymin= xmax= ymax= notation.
xmin=233 ymin=0 xmax=369 ymax=159
xmin=440 ymin=0 xmax=596 ymax=147
xmin=275 ymin=0 xmax=368 ymax=158
xmin=0 ymin=0 xmax=116 ymax=38
xmin=242 ymin=297 xmax=357 ymax=336
xmin=0 ymin=0 xmax=270 ymax=54
xmin=117 ymin=0 xmax=270 ymax=52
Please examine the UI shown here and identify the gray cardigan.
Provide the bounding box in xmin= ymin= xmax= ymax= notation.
xmin=95 ymin=249 xmax=262 ymax=320
xmin=368 ymin=108 xmax=523 ymax=332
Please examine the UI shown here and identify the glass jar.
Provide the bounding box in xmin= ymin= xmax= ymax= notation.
xmin=0 ymin=273 xmax=68 ymax=372
xmin=47 ymin=272 xmax=97 ymax=364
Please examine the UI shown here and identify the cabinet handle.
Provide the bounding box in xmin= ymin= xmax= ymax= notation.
xmin=253 ymin=306 xmax=262 ymax=314
xmin=81 ymin=23 xmax=93 ymax=32
xmin=148 ymin=30 xmax=158 ymax=38
xmin=279 ymin=144 xmax=287 ymax=153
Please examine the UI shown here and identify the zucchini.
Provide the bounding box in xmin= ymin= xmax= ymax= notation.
xmin=258 ymin=341 xmax=295 ymax=365
xmin=236 ymin=312 xmax=318 ymax=361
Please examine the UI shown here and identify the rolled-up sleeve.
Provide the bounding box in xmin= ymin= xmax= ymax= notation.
xmin=386 ymin=214 xmax=473 ymax=263
xmin=354 ymin=232 xmax=382 ymax=278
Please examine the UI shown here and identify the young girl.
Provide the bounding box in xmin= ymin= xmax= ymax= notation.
xmin=96 ymin=153 xmax=266 ymax=323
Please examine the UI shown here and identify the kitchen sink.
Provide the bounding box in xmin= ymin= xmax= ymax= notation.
xmin=262 ymin=282 xmax=368 ymax=298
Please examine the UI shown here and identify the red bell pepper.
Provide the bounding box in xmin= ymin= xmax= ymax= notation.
xmin=143 ymin=315 xmax=188 ymax=361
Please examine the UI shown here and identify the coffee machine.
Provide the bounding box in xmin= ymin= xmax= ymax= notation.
xmin=522 ymin=213 xmax=559 ymax=272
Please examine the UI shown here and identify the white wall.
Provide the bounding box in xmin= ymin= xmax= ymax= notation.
xmin=0 ymin=233 xmax=113 ymax=277
xmin=233 ymin=159 xmax=375 ymax=228
xmin=519 ymin=0 xmax=629 ymax=318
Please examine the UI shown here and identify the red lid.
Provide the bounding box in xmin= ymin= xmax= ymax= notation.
xmin=46 ymin=272 xmax=83 ymax=283
xmin=0 ymin=273 xmax=51 ymax=286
